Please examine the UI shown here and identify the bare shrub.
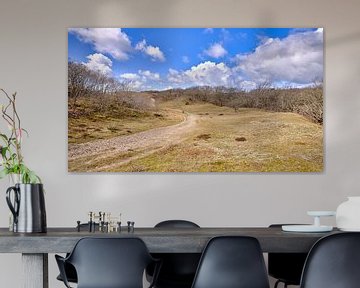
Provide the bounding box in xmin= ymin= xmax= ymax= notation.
xmin=196 ymin=134 xmax=211 ymax=140
xmin=291 ymin=87 xmax=323 ymax=123
xmin=235 ymin=137 xmax=247 ymax=142
xmin=68 ymin=61 xmax=135 ymax=107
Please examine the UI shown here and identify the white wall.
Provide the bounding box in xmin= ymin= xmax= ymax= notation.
xmin=1 ymin=0 xmax=360 ymax=287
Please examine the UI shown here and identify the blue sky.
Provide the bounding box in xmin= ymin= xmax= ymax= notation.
xmin=68 ymin=28 xmax=323 ymax=91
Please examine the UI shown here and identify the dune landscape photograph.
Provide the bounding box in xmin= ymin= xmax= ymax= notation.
xmin=68 ymin=28 xmax=323 ymax=172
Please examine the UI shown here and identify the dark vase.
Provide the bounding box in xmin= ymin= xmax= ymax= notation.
xmin=6 ymin=183 xmax=47 ymax=233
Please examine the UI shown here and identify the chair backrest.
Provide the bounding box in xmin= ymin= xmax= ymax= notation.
xmin=151 ymin=220 xmax=201 ymax=285
xmin=67 ymin=237 xmax=154 ymax=288
xmin=155 ymin=220 xmax=200 ymax=228
xmin=300 ymin=232 xmax=360 ymax=288
xmin=191 ymin=236 xmax=270 ymax=288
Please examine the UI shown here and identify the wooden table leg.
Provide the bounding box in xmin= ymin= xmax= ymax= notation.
xmin=22 ymin=253 xmax=48 ymax=288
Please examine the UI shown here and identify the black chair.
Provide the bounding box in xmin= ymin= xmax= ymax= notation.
xmin=268 ymin=224 xmax=308 ymax=288
xmin=56 ymin=223 xmax=99 ymax=284
xmin=154 ymin=220 xmax=200 ymax=229
xmin=191 ymin=236 xmax=270 ymax=288
xmin=56 ymin=262 xmax=77 ymax=284
xmin=55 ymin=237 xmax=160 ymax=288
xmin=147 ymin=220 xmax=201 ymax=288
xmin=300 ymin=232 xmax=360 ymax=288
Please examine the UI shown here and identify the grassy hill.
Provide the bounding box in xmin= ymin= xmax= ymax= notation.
xmin=69 ymin=97 xmax=323 ymax=172
xmin=68 ymin=96 xmax=183 ymax=144
xmin=112 ymin=101 xmax=323 ymax=172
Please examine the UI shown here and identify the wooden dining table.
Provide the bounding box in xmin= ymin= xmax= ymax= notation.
xmin=0 ymin=226 xmax=339 ymax=288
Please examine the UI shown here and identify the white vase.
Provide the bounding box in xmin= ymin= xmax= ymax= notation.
xmin=9 ymin=173 xmax=22 ymax=185
xmin=7 ymin=174 xmax=22 ymax=231
xmin=336 ymin=197 xmax=360 ymax=231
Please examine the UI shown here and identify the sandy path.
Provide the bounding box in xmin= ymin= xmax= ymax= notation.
xmin=68 ymin=112 xmax=199 ymax=170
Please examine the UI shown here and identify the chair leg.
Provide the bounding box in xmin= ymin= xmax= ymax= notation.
xmin=274 ymin=280 xmax=290 ymax=288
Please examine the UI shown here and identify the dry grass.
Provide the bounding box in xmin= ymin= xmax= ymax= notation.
xmin=68 ymin=150 xmax=137 ymax=172
xmin=103 ymin=102 xmax=323 ymax=172
xmin=68 ymin=97 xmax=183 ymax=144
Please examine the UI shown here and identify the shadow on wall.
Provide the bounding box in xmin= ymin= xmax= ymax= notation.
xmin=94 ymin=0 xmax=182 ymax=25
xmin=327 ymin=32 xmax=360 ymax=47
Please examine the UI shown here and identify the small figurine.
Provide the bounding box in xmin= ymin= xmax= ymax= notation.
xmin=127 ymin=221 xmax=135 ymax=233
xmin=88 ymin=211 xmax=93 ymax=232
xmin=77 ymin=221 xmax=81 ymax=232
xmin=105 ymin=222 xmax=110 ymax=233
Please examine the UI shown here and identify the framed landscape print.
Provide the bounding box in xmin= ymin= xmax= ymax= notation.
xmin=68 ymin=28 xmax=323 ymax=172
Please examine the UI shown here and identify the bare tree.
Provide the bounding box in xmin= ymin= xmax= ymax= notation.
xmin=68 ymin=62 xmax=92 ymax=105
xmin=68 ymin=61 xmax=137 ymax=110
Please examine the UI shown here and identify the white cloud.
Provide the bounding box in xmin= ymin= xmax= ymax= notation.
xmin=182 ymin=56 xmax=190 ymax=63
xmin=238 ymin=80 xmax=257 ymax=91
xmin=135 ymin=40 xmax=146 ymax=51
xmin=204 ymin=43 xmax=227 ymax=58
xmin=167 ymin=68 xmax=183 ymax=84
xmin=83 ymin=53 xmax=112 ymax=76
xmin=131 ymin=81 xmax=143 ymax=90
xmin=167 ymin=61 xmax=243 ymax=88
xmin=120 ymin=73 xmax=140 ymax=80
xmin=135 ymin=40 xmax=165 ymax=62
xmin=117 ymin=62 xmax=255 ymax=91
xmin=119 ymin=70 xmax=161 ymax=90
xmin=138 ymin=70 xmax=160 ymax=81
xmin=203 ymin=28 xmax=214 ymax=34
xmin=220 ymin=28 xmax=232 ymax=42
xmin=235 ymin=29 xmax=323 ymax=85
xmin=69 ymin=28 xmax=132 ymax=60
xmin=185 ymin=62 xmax=231 ymax=85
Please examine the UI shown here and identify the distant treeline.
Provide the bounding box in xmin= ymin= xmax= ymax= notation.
xmin=155 ymin=84 xmax=323 ymax=124
xmin=68 ymin=61 xmax=323 ymax=124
